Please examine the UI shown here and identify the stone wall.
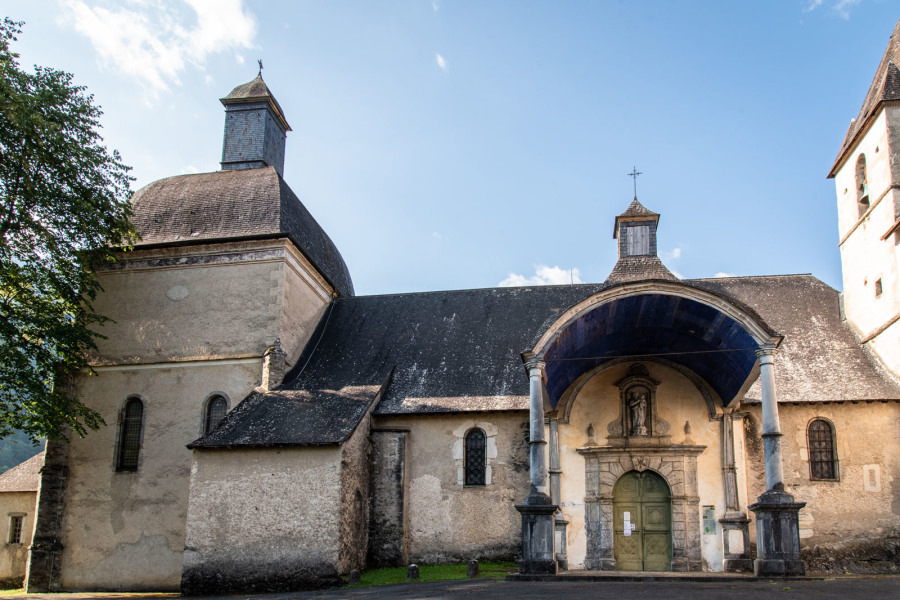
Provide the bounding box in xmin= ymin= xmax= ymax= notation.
xmin=372 ymin=412 xmax=529 ymax=564
xmin=39 ymin=238 xmax=331 ymax=591
xmin=367 ymin=430 xmax=408 ymax=567
xmin=182 ymin=447 xmax=343 ymax=594
xmin=742 ymin=401 xmax=900 ymax=572
xmin=558 ymin=362 xmax=735 ymax=571
xmin=0 ymin=491 xmax=37 ymax=588
xmin=338 ymin=411 xmax=373 ymax=575
xmin=833 ymin=106 xmax=900 ymax=379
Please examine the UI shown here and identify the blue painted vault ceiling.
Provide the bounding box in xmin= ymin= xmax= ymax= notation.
xmin=544 ymin=294 xmax=759 ymax=407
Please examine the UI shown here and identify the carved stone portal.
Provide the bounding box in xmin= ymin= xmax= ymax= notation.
xmin=577 ymin=443 xmax=706 ymax=571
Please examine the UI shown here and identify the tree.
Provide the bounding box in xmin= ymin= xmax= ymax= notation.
xmin=0 ymin=18 xmax=137 ymax=441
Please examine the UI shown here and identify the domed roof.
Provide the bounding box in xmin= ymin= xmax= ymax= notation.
xmin=130 ymin=166 xmax=354 ymax=297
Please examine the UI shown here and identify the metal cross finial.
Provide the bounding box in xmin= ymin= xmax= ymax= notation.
xmin=258 ymin=59 xmax=263 ymax=76
xmin=628 ymin=166 xmax=642 ymax=199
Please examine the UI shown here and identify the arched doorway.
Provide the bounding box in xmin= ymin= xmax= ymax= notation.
xmin=613 ymin=470 xmax=672 ymax=571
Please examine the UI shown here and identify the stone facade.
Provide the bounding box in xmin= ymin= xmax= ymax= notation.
xmin=17 ymin=29 xmax=900 ymax=590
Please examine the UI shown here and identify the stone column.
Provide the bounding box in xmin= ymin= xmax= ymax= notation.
xmin=748 ymin=345 xmax=806 ymax=576
xmin=547 ymin=413 xmax=568 ymax=570
xmin=757 ymin=346 xmax=784 ymax=491
xmin=515 ymin=358 xmax=558 ymax=575
xmin=719 ymin=408 xmax=752 ymax=572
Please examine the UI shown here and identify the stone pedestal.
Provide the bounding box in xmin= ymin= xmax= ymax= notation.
xmin=515 ymin=499 xmax=558 ymax=575
xmin=748 ymin=488 xmax=806 ymax=576
xmin=720 ymin=512 xmax=753 ymax=573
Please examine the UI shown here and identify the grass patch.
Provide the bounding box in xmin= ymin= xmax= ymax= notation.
xmin=0 ymin=590 xmax=24 ymax=597
xmin=347 ymin=561 xmax=517 ymax=587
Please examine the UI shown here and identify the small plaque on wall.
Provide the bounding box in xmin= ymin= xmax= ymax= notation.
xmin=702 ymin=506 xmax=716 ymax=535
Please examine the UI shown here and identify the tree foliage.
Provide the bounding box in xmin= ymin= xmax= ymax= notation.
xmin=0 ymin=18 xmax=137 ymax=441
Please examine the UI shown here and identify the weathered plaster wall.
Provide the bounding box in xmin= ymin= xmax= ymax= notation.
xmin=368 ymin=431 xmax=408 ymax=567
xmin=558 ymin=363 xmax=729 ymax=571
xmin=834 ymin=107 xmax=900 ymax=378
xmin=43 ymin=237 xmax=333 ymax=591
xmin=91 ymin=239 xmax=330 ymax=365
xmin=55 ymin=362 xmax=259 ymax=591
xmin=743 ymin=401 xmax=900 ymax=558
xmin=372 ymin=412 xmax=529 ymax=563
xmin=338 ymin=411 xmax=373 ymax=575
xmin=278 ymin=243 xmax=332 ymax=366
xmin=0 ymin=491 xmax=36 ymax=587
xmin=182 ymin=447 xmax=343 ymax=594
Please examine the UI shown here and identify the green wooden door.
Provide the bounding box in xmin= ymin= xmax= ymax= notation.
xmin=613 ymin=470 xmax=672 ymax=571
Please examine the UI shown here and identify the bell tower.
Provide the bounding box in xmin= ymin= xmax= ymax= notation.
xmin=828 ymin=17 xmax=900 ymax=378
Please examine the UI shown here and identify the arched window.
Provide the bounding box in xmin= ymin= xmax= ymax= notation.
xmin=856 ymin=154 xmax=869 ymax=218
xmin=464 ymin=428 xmax=486 ymax=486
xmin=117 ymin=397 xmax=143 ymax=471
xmin=204 ymin=395 xmax=228 ymax=434
xmin=808 ymin=419 xmax=838 ymax=481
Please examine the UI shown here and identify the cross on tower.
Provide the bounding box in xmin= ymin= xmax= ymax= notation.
xmin=627 ymin=166 xmax=642 ymax=199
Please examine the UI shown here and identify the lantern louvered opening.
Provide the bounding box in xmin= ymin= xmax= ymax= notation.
xmin=465 ymin=428 xmax=486 ymax=486
xmin=808 ymin=419 xmax=838 ymax=480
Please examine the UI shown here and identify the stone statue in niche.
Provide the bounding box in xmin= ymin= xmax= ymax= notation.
xmin=628 ymin=389 xmax=649 ymax=436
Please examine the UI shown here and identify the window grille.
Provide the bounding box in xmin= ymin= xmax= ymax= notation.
xmin=8 ymin=516 xmax=23 ymax=544
xmin=465 ymin=428 xmax=486 ymax=486
xmin=117 ymin=398 xmax=143 ymax=471
xmin=205 ymin=395 xmax=227 ymax=434
xmin=808 ymin=419 xmax=838 ymax=480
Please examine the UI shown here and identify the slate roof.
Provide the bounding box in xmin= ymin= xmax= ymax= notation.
xmin=0 ymin=452 xmax=43 ymax=493
xmin=829 ymin=17 xmax=900 ymax=177
xmin=194 ymin=274 xmax=900 ymax=447
xmin=605 ymin=256 xmax=678 ymax=284
xmin=613 ymin=197 xmax=660 ymax=236
xmin=693 ymin=275 xmax=900 ymax=402
xmin=189 ymin=384 xmax=385 ymax=448
xmin=220 ymin=74 xmax=291 ymax=131
xmin=616 ymin=197 xmax=660 ymax=220
xmin=130 ymin=167 xmax=354 ymax=297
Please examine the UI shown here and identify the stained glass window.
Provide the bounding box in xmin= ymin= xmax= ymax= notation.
xmin=205 ymin=395 xmax=227 ymax=434
xmin=808 ymin=419 xmax=838 ymax=480
xmin=465 ymin=428 xmax=486 ymax=486
xmin=117 ymin=398 xmax=143 ymax=471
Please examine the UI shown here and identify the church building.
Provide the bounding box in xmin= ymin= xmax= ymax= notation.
xmin=14 ymin=17 xmax=900 ymax=594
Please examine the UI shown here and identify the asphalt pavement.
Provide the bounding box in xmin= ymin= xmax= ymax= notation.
xmin=16 ymin=575 xmax=900 ymax=600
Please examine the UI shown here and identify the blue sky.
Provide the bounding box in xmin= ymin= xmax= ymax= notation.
xmin=8 ymin=1 xmax=899 ymax=295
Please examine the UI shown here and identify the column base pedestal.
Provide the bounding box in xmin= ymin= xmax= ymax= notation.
xmin=516 ymin=500 xmax=558 ymax=575
xmin=754 ymin=558 xmax=806 ymax=576
xmin=724 ymin=559 xmax=754 ymax=573
xmin=748 ymin=487 xmax=806 ymax=578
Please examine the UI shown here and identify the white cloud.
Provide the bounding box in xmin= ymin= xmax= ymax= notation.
xmin=60 ymin=0 xmax=257 ymax=98
xmin=664 ymin=246 xmax=683 ymax=260
xmin=499 ymin=265 xmax=582 ymax=287
xmin=714 ymin=272 xmax=736 ymax=278
xmin=671 ymin=270 xmax=684 ymax=280
xmin=432 ymin=0 xmax=439 ymax=11
xmin=436 ymin=53 xmax=447 ymax=70
xmin=832 ymin=0 xmax=862 ymax=19
xmin=432 ymin=231 xmax=442 ymax=240
xmin=803 ymin=0 xmax=862 ymax=19
xmin=804 ymin=0 xmax=824 ymax=12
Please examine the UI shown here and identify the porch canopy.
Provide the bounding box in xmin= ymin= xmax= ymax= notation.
xmin=527 ymin=281 xmax=782 ymax=408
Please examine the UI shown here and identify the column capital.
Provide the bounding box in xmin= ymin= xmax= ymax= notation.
xmin=755 ymin=344 xmax=777 ymax=363
xmin=524 ymin=358 xmax=546 ymax=375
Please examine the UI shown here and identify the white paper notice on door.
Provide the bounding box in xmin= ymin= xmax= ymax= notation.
xmin=624 ymin=511 xmax=631 ymax=536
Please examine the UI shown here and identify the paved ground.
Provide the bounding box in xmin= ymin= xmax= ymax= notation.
xmin=15 ymin=575 xmax=900 ymax=600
